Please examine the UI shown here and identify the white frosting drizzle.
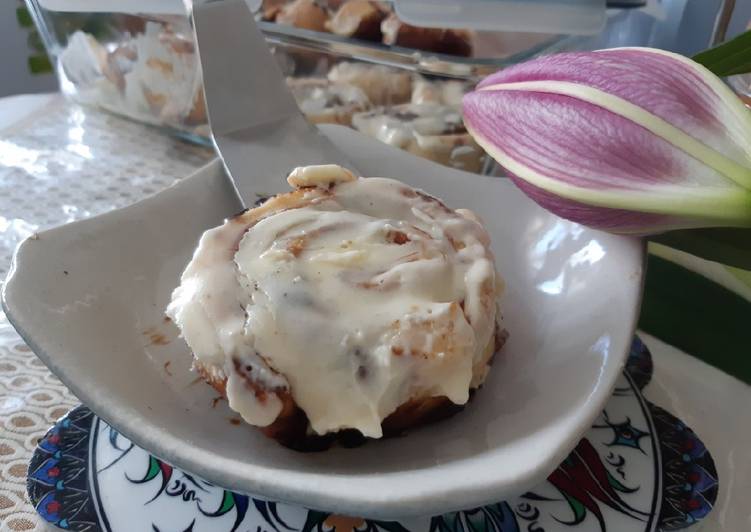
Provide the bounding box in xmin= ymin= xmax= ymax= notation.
xmin=327 ymin=62 xmax=412 ymax=105
xmin=411 ymin=79 xmax=469 ymax=106
xmin=352 ymin=104 xmax=465 ymax=150
xmin=168 ymin=166 xmax=498 ymax=438
xmin=289 ymin=80 xmax=370 ymax=115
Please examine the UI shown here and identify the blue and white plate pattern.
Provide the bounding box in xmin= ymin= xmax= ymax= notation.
xmin=27 ymin=337 xmax=717 ymax=532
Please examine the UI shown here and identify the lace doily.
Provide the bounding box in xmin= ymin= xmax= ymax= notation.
xmin=0 ymin=97 xmax=212 ymax=531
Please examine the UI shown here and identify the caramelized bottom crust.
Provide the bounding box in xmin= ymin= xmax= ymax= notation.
xmin=196 ymin=327 xmax=505 ymax=452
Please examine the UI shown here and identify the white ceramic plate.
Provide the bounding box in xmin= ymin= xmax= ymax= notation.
xmin=2 ymin=125 xmax=643 ymax=518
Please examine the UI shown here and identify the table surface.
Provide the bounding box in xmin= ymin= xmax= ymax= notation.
xmin=0 ymin=94 xmax=748 ymax=532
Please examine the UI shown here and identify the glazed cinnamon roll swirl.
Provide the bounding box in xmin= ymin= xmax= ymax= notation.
xmin=287 ymin=78 xmax=371 ymax=126
xmin=352 ymin=103 xmax=486 ymax=173
xmin=167 ymin=165 xmax=504 ymax=450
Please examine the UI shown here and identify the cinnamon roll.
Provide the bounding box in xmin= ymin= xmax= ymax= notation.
xmin=327 ymin=62 xmax=412 ymax=106
xmin=288 ymin=78 xmax=371 ymax=125
xmin=411 ymin=78 xmax=470 ymax=106
xmin=167 ymin=165 xmax=504 ymax=450
xmin=275 ymin=0 xmax=330 ymax=32
xmin=352 ymin=103 xmax=485 ymax=173
xmin=381 ymin=14 xmax=473 ymax=57
xmin=116 ymin=22 xmax=204 ymax=128
xmin=325 ymin=0 xmax=386 ymax=41
xmin=259 ymin=0 xmax=288 ymax=20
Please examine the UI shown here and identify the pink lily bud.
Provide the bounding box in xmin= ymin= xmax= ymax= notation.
xmin=462 ymin=47 xmax=751 ymax=234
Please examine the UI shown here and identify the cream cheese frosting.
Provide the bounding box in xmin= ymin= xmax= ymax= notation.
xmin=352 ymin=103 xmax=465 ymax=149
xmin=290 ymin=80 xmax=370 ymax=115
xmin=167 ymin=165 xmax=499 ymax=438
xmin=327 ymin=62 xmax=412 ymax=106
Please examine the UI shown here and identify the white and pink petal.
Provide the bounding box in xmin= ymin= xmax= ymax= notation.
xmin=463 ymin=47 xmax=751 ymax=233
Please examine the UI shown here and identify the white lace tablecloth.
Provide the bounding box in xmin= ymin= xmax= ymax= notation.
xmin=0 ymin=95 xmax=749 ymax=532
xmin=0 ymin=95 xmax=212 ymax=531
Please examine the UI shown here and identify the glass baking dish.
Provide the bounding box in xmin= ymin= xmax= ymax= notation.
xmin=30 ymin=0 xmax=655 ymax=174
xmin=25 ymin=0 xmax=706 ymax=174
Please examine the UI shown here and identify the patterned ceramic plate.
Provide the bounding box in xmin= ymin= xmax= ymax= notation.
xmin=27 ymin=337 xmax=717 ymax=532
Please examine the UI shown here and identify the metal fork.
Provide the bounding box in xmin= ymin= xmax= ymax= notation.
xmin=189 ymin=0 xmax=358 ymax=206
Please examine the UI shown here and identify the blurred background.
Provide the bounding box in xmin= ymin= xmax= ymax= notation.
xmin=1 ymin=0 xmax=750 ymax=98
xmin=0 ymin=1 xmax=57 ymax=96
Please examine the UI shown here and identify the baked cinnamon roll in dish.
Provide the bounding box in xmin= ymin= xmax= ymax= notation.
xmin=327 ymin=62 xmax=412 ymax=106
xmin=167 ymin=165 xmax=504 ymax=450
xmin=352 ymin=104 xmax=486 ymax=173
xmin=288 ymin=78 xmax=371 ymax=126
xmin=274 ymin=0 xmax=330 ymax=32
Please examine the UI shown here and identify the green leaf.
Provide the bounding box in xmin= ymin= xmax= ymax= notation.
xmin=649 ymin=228 xmax=751 ymax=270
xmin=693 ymin=29 xmax=751 ymax=77
xmin=16 ymin=7 xmax=33 ymax=28
xmin=727 ymin=264 xmax=751 ymax=292
xmin=28 ymin=55 xmax=52 ymax=74
xmin=639 ymin=255 xmax=751 ymax=384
